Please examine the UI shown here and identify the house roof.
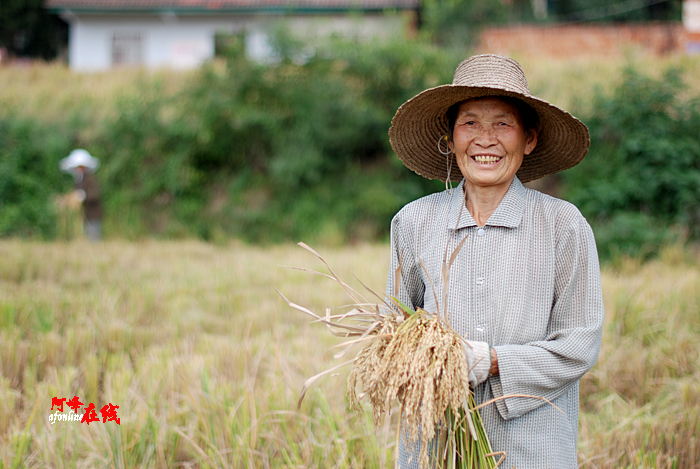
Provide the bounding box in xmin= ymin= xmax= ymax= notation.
xmin=46 ymin=0 xmax=420 ymax=14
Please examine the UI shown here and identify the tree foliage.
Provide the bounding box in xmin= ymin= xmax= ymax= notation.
xmin=0 ymin=118 xmax=73 ymax=238
xmin=548 ymin=0 xmax=682 ymax=22
xmin=563 ymin=65 xmax=700 ymax=259
xmin=420 ymin=0 xmax=523 ymax=47
xmin=0 ymin=0 xmax=67 ymax=59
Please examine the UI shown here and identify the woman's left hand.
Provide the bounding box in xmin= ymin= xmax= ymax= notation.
xmin=463 ymin=340 xmax=492 ymax=387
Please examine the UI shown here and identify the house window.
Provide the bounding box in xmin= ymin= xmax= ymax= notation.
xmin=112 ymin=32 xmax=143 ymax=66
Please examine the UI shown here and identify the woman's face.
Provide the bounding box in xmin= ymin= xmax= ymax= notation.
xmin=451 ymin=97 xmax=537 ymax=191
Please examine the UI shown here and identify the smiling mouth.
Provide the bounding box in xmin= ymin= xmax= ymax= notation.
xmin=472 ymin=155 xmax=502 ymax=164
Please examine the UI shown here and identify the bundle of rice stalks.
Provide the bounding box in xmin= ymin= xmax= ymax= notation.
xmin=278 ymin=243 xmax=502 ymax=468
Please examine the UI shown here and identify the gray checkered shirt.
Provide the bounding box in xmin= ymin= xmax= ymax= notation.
xmin=387 ymin=177 xmax=604 ymax=469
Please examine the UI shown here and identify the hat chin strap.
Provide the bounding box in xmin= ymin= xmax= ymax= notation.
xmin=437 ymin=134 xmax=455 ymax=191
xmin=445 ymin=152 xmax=455 ymax=191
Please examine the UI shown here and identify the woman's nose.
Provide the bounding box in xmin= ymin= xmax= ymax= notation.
xmin=473 ymin=127 xmax=498 ymax=146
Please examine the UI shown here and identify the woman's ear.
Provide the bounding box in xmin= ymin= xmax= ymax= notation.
xmin=524 ymin=130 xmax=538 ymax=156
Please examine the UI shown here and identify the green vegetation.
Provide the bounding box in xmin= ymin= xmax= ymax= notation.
xmin=0 ymin=240 xmax=698 ymax=467
xmin=548 ymin=0 xmax=682 ymax=22
xmin=0 ymin=38 xmax=458 ymax=244
xmin=0 ymin=118 xmax=71 ymax=238
xmin=564 ymin=65 xmax=700 ymax=260
xmin=0 ymin=0 xmax=67 ymax=59
xmin=2 ymin=37 xmax=700 ymax=258
xmin=420 ymin=0 xmax=518 ymax=47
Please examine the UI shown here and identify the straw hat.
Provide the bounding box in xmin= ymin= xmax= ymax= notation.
xmin=388 ymin=54 xmax=590 ymax=183
xmin=59 ymin=149 xmax=100 ymax=174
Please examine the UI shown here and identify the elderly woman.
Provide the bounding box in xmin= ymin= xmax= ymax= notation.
xmin=386 ymin=55 xmax=604 ymax=467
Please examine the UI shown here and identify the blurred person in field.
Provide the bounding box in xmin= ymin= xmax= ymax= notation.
xmin=59 ymin=149 xmax=103 ymax=240
xmin=387 ymin=54 xmax=604 ymax=468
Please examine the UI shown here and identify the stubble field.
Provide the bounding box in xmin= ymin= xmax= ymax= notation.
xmin=0 ymin=240 xmax=698 ymax=468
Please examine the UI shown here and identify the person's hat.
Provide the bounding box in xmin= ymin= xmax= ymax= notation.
xmin=59 ymin=149 xmax=100 ymax=174
xmin=388 ymin=54 xmax=590 ymax=183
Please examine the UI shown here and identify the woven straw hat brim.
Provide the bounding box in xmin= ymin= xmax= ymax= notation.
xmin=388 ymin=84 xmax=590 ymax=183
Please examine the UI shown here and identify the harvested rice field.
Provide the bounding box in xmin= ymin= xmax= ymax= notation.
xmin=0 ymin=240 xmax=698 ymax=468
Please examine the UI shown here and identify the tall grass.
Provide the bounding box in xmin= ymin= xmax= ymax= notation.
xmin=0 ymin=63 xmax=192 ymax=125
xmin=517 ymin=54 xmax=700 ymax=117
xmin=0 ymin=240 xmax=391 ymax=467
xmin=578 ymin=245 xmax=700 ymax=468
xmin=0 ymin=240 xmax=698 ymax=467
xmin=3 ymin=55 xmax=699 ymax=126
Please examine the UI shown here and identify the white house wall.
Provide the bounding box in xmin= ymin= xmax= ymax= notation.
xmin=686 ymin=0 xmax=700 ymax=33
xmin=68 ymin=15 xmax=248 ymax=71
xmin=65 ymin=12 xmax=409 ymax=71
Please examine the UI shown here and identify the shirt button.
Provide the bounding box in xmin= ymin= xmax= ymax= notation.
xmin=477 ymin=228 xmax=485 ymax=237
xmin=476 ymin=277 xmax=484 ymax=285
xmin=476 ymin=324 xmax=485 ymax=332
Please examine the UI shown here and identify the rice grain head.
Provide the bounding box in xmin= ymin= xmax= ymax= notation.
xmin=347 ymin=309 xmax=472 ymax=468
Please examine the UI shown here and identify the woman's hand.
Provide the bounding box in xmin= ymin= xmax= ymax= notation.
xmin=463 ymin=340 xmax=496 ymax=387
xmin=490 ymin=346 xmax=498 ymax=377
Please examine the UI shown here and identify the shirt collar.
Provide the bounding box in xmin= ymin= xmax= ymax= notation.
xmin=448 ymin=177 xmax=527 ymax=230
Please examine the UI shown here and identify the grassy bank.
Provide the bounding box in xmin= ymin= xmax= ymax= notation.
xmin=3 ymin=54 xmax=700 ymax=124
xmin=0 ymin=240 xmax=698 ymax=467
xmin=2 ymin=51 xmax=700 ymax=253
xmin=0 ymin=63 xmax=192 ymax=125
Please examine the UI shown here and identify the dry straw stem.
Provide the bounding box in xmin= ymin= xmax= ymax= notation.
xmin=279 ymin=242 xmax=502 ymax=469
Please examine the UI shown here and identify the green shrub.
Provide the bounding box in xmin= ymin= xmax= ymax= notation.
xmin=563 ymin=65 xmax=700 ymax=259
xmin=421 ymin=0 xmax=521 ymax=46
xmin=0 ymin=34 xmax=451 ymax=242
xmin=589 ymin=212 xmax=676 ymax=262
xmin=95 ymin=85 xmax=204 ymax=238
xmin=0 ymin=118 xmax=74 ymax=238
xmin=17 ymin=35 xmax=700 ymax=257
xmin=148 ymin=35 xmax=453 ymax=242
